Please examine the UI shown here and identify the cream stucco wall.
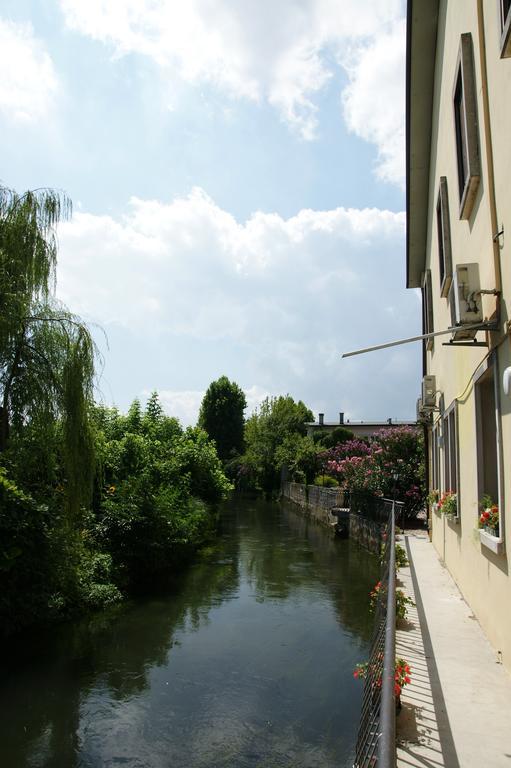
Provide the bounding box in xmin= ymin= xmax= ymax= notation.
xmin=423 ymin=0 xmax=511 ymax=671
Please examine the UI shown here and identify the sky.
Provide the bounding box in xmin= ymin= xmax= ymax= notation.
xmin=0 ymin=0 xmax=422 ymax=426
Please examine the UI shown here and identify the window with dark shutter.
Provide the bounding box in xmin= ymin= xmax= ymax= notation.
xmin=442 ymin=403 xmax=459 ymax=515
xmin=452 ymin=34 xmax=480 ymax=219
xmin=422 ymin=269 xmax=434 ymax=352
xmin=436 ymin=177 xmax=452 ymax=297
xmin=475 ymin=364 xmax=499 ymax=506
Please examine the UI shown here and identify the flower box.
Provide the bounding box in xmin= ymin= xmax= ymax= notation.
xmin=479 ymin=528 xmax=505 ymax=556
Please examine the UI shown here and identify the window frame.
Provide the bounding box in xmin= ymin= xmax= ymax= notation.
xmin=499 ymin=0 xmax=511 ymax=57
xmin=432 ymin=420 xmax=441 ymax=494
xmin=442 ymin=401 xmax=459 ymax=509
xmin=452 ymin=34 xmax=481 ymax=220
xmin=436 ymin=177 xmax=453 ymax=298
xmin=422 ymin=269 xmax=434 ymax=352
xmin=474 ymin=355 xmax=504 ymax=547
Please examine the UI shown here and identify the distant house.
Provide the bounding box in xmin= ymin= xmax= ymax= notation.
xmin=407 ymin=1 xmax=511 ymax=670
xmin=305 ymin=412 xmax=416 ymax=440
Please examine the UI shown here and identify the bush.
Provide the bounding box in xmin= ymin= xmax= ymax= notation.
xmin=320 ymin=427 xmax=426 ymax=519
xmin=313 ymin=475 xmax=339 ymax=487
xmin=76 ymin=551 xmax=122 ymax=609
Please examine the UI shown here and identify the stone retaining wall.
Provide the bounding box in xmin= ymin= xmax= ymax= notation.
xmin=281 ymin=481 xmax=343 ymax=527
xmin=281 ymin=481 xmax=384 ymax=553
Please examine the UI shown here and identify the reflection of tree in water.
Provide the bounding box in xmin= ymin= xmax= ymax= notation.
xmin=284 ymin=502 xmax=381 ymax=641
xmin=0 ymin=528 xmax=240 ymax=768
xmin=0 ymin=499 xmax=379 ymax=768
xmin=243 ymin=499 xmax=380 ymax=642
xmin=237 ymin=498 xmax=304 ymax=600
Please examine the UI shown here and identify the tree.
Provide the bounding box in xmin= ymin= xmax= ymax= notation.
xmin=144 ymin=390 xmax=164 ymax=425
xmin=274 ymin=433 xmax=318 ymax=484
xmin=242 ymin=395 xmax=314 ymax=493
xmin=198 ymin=376 xmax=246 ymax=462
xmin=91 ymin=401 xmax=232 ymax=582
xmin=311 ymin=426 xmax=354 ymax=448
xmin=0 ymin=186 xmax=96 ymax=514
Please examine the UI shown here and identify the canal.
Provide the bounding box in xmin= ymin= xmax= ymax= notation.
xmin=0 ymin=497 xmax=380 ymax=768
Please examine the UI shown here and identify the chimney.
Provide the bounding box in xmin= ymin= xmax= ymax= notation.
xmin=339 ymin=412 xmax=344 ymax=425
xmin=318 ymin=413 xmax=324 ymax=426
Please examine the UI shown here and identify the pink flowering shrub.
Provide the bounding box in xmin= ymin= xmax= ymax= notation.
xmin=319 ymin=427 xmax=425 ymax=518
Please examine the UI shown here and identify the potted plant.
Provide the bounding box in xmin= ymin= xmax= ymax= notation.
xmin=438 ymin=490 xmax=457 ymax=519
xmin=427 ymin=488 xmax=440 ymax=513
xmin=478 ymin=495 xmax=499 ymax=537
xmin=354 ymin=657 xmax=412 ymax=710
xmin=369 ymin=581 xmax=414 ymax=622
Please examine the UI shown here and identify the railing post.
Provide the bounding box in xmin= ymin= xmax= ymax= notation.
xmin=378 ymin=502 xmax=396 ymax=767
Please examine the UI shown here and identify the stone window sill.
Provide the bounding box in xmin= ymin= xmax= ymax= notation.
xmin=479 ymin=529 xmax=505 ymax=556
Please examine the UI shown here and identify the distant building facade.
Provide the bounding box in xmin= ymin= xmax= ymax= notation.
xmin=305 ymin=412 xmax=416 ymax=440
xmin=407 ymin=0 xmax=511 ymax=669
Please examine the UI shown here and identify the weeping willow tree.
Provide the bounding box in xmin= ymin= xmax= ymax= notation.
xmin=0 ymin=186 xmax=96 ymax=515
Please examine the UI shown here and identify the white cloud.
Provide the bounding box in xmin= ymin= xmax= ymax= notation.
xmin=0 ymin=19 xmax=58 ymax=122
xmin=341 ymin=19 xmax=406 ymax=187
xmin=59 ymin=0 xmax=404 ymax=155
xmin=57 ymin=188 xmax=421 ymax=421
xmin=153 ymin=384 xmax=271 ymax=426
xmin=148 ymin=389 xmax=203 ymax=427
xmin=57 ymin=186 xmax=406 ymax=336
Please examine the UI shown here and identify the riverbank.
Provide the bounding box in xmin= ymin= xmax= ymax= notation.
xmin=396 ymin=531 xmax=511 ymax=767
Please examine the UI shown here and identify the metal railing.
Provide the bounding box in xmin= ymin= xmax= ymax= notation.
xmin=353 ymin=500 xmax=397 ymax=768
xmin=349 ymin=491 xmax=394 ymax=525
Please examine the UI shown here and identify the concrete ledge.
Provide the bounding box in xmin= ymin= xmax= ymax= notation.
xmin=479 ymin=529 xmax=505 ymax=556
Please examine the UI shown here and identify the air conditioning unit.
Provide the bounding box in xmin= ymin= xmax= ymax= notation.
xmin=449 ymin=263 xmax=482 ymax=339
xmin=422 ymin=375 xmax=436 ymax=409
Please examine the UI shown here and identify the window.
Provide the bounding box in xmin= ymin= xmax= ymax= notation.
xmin=474 ymin=362 xmax=499 ymax=507
xmin=422 ymin=269 xmax=434 ymax=351
xmin=443 ymin=403 xmax=458 ymax=500
xmin=500 ymin=0 xmax=511 ymax=57
xmin=452 ymin=34 xmax=480 ymax=219
xmin=436 ymin=177 xmax=452 ymax=297
xmin=432 ymin=421 xmax=441 ymax=492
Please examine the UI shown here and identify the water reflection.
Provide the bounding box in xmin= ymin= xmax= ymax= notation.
xmin=0 ymin=498 xmax=379 ymax=768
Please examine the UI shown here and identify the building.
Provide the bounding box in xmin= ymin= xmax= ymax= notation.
xmin=407 ymin=0 xmax=511 ymax=669
xmin=305 ymin=412 xmax=416 ymax=440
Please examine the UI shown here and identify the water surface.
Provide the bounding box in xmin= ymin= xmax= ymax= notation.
xmin=0 ymin=497 xmax=379 ymax=768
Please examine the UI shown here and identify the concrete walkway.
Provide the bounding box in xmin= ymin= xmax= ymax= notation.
xmin=396 ymin=531 xmax=511 ymax=768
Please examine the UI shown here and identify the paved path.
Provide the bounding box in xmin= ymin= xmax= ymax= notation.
xmin=396 ymin=531 xmax=511 ymax=768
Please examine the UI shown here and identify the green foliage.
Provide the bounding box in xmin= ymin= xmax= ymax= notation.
xmin=75 ymin=547 xmax=122 ymax=609
xmin=242 ymin=395 xmax=314 ymax=493
xmin=0 ymin=186 xmax=233 ymax=635
xmin=0 ymin=185 xmax=101 ymax=634
xmin=323 ymin=427 xmax=426 ymax=519
xmin=312 ymin=426 xmax=354 ymax=448
xmin=369 ymin=580 xmax=414 ymax=622
xmin=313 ymin=474 xmax=339 ymax=487
xmin=395 ymin=543 xmax=409 ymax=570
xmin=198 ymin=376 xmax=247 ymax=463
xmin=274 ymin=433 xmax=318 ymax=484
xmin=0 ymin=462 xmax=69 ymax=634
xmin=0 ymin=186 xmax=96 ymax=516
xmin=90 ymin=395 xmax=232 ymax=584
xmin=144 ymin=390 xmax=164 ymax=424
